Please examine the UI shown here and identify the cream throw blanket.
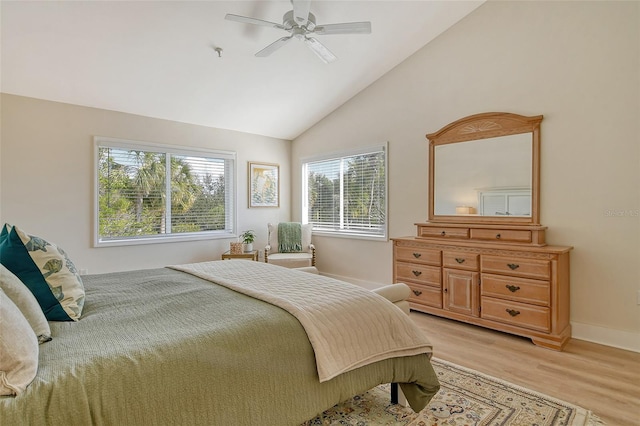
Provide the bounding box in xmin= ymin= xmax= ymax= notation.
xmin=169 ymin=261 xmax=433 ymax=382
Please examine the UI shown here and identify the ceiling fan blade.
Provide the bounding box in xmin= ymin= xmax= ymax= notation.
xmin=304 ymin=37 xmax=337 ymax=63
xmin=225 ymin=14 xmax=286 ymax=30
xmin=314 ymin=22 xmax=372 ymax=35
xmin=292 ymin=0 xmax=311 ymax=25
xmin=255 ymin=36 xmax=293 ymax=57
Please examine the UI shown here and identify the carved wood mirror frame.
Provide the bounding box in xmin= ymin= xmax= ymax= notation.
xmin=427 ymin=112 xmax=543 ymax=225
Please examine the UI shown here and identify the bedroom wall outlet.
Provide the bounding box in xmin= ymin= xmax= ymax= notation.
xmin=79 ymin=268 xmax=89 ymax=276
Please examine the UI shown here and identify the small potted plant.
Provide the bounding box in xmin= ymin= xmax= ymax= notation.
xmin=240 ymin=230 xmax=256 ymax=252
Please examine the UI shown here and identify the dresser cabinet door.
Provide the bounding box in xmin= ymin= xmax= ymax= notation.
xmin=443 ymin=269 xmax=480 ymax=317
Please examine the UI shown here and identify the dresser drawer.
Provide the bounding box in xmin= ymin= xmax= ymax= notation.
xmin=406 ymin=283 xmax=442 ymax=309
xmin=443 ymin=251 xmax=479 ymax=271
xmin=481 ymin=297 xmax=550 ymax=332
xmin=395 ymin=263 xmax=441 ymax=287
xmin=395 ymin=245 xmax=441 ymax=266
xmin=470 ymin=228 xmax=532 ymax=243
xmin=418 ymin=226 xmax=470 ymax=239
xmin=481 ymin=255 xmax=550 ymax=280
xmin=481 ymin=274 xmax=550 ymax=306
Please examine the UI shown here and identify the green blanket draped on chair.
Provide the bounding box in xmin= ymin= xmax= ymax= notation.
xmin=278 ymin=222 xmax=302 ymax=253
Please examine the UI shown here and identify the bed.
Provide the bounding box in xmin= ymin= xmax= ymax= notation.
xmin=1 ymin=260 xmax=440 ymax=425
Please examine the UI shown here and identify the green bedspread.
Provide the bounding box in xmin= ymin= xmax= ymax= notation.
xmin=0 ymin=267 xmax=439 ymax=425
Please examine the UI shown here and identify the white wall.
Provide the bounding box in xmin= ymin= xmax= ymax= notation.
xmin=0 ymin=94 xmax=292 ymax=274
xmin=292 ymin=1 xmax=640 ymax=350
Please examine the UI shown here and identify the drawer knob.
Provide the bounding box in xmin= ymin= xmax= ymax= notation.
xmin=412 ymin=270 xmax=422 ymax=277
xmin=507 ymin=263 xmax=520 ymax=270
xmin=440 ymin=231 xmax=446 ymax=236
xmin=505 ymin=285 xmax=521 ymax=293
xmin=455 ymin=258 xmax=465 ymax=264
xmin=506 ymin=309 xmax=521 ymax=317
xmin=412 ymin=252 xmax=422 ymax=258
xmin=412 ymin=290 xmax=422 ymax=296
xmin=496 ymin=233 xmax=501 ymax=239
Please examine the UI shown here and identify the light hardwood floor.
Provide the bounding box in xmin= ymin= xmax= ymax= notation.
xmin=410 ymin=311 xmax=640 ymax=425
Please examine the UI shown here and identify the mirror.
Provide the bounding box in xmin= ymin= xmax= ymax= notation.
xmin=434 ymin=134 xmax=532 ymax=216
xmin=427 ymin=112 xmax=543 ymax=225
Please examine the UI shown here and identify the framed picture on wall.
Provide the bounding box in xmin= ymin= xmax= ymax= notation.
xmin=248 ymin=162 xmax=279 ymax=208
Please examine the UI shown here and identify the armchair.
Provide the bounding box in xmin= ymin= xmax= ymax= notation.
xmin=265 ymin=223 xmax=316 ymax=268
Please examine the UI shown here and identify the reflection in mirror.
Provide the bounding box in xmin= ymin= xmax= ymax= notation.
xmin=434 ymin=133 xmax=532 ymax=216
xmin=427 ymin=112 xmax=542 ymax=225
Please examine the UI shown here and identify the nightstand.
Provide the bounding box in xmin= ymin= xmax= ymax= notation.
xmin=221 ymin=250 xmax=259 ymax=261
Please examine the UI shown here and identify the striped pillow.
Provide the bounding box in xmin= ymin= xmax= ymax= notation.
xmin=0 ymin=264 xmax=52 ymax=343
xmin=0 ymin=288 xmax=39 ymax=395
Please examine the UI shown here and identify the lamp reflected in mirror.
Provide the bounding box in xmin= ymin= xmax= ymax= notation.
xmin=455 ymin=206 xmax=476 ymax=215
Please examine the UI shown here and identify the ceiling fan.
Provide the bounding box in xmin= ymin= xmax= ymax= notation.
xmin=225 ymin=0 xmax=371 ymax=63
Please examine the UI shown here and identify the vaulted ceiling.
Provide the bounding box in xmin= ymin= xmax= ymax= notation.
xmin=1 ymin=1 xmax=483 ymax=140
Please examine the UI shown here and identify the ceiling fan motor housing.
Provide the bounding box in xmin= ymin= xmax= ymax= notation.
xmin=283 ymin=10 xmax=316 ymax=32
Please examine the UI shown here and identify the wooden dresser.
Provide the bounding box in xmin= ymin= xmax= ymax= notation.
xmin=397 ymin=112 xmax=573 ymax=350
xmin=393 ymin=224 xmax=572 ymax=350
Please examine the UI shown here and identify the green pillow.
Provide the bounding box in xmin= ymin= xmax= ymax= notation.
xmin=0 ymin=224 xmax=84 ymax=321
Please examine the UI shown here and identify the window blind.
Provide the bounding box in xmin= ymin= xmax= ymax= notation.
xmin=303 ymin=145 xmax=387 ymax=239
xmin=95 ymin=138 xmax=235 ymax=246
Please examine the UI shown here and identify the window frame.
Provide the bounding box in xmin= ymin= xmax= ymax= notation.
xmin=93 ymin=136 xmax=236 ymax=247
xmin=301 ymin=143 xmax=388 ymax=241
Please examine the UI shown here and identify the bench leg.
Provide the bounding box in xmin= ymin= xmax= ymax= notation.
xmin=390 ymin=383 xmax=408 ymax=406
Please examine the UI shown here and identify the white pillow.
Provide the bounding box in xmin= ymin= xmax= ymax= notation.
xmin=0 ymin=288 xmax=39 ymax=395
xmin=0 ymin=264 xmax=52 ymax=344
xmin=267 ymin=223 xmax=312 ymax=254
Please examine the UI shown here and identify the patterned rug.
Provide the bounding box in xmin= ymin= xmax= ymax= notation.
xmin=303 ymin=358 xmax=605 ymax=426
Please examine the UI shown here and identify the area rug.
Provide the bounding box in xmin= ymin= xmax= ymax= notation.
xmin=303 ymin=358 xmax=605 ymax=426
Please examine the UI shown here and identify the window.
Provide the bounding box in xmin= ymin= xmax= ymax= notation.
xmin=94 ymin=137 xmax=235 ymax=246
xmin=302 ymin=144 xmax=387 ymax=239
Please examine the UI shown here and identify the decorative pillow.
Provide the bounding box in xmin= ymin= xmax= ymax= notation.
xmin=0 ymin=224 xmax=85 ymax=321
xmin=268 ymin=223 xmax=312 ymax=254
xmin=0 ymin=288 xmax=39 ymax=396
xmin=0 ymin=264 xmax=52 ymax=343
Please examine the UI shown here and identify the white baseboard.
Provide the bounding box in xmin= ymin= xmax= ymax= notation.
xmin=570 ymin=321 xmax=640 ymax=353
xmin=325 ymin=273 xmax=640 ymax=354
